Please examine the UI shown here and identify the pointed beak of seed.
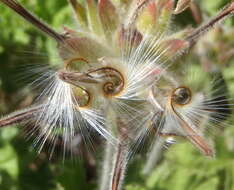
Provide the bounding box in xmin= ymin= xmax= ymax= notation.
xmin=58 ymin=70 xmax=101 ymax=85
xmin=58 ymin=70 xmax=71 ymax=82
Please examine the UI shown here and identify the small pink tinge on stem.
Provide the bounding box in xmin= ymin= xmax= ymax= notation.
xmin=149 ymin=68 xmax=161 ymax=76
xmin=163 ymin=39 xmax=189 ymax=57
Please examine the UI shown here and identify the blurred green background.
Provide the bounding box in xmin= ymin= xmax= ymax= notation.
xmin=0 ymin=0 xmax=234 ymax=190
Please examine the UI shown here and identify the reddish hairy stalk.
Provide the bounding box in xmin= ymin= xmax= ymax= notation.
xmin=111 ymin=144 xmax=128 ymax=190
xmin=110 ymin=118 xmax=130 ymax=190
xmin=0 ymin=105 xmax=42 ymax=128
xmin=0 ymin=0 xmax=65 ymax=43
xmin=186 ymin=3 xmax=234 ymax=46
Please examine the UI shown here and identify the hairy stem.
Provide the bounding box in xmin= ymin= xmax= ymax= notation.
xmin=0 ymin=105 xmax=42 ymax=128
xmin=110 ymin=143 xmax=128 ymax=190
xmin=99 ymin=107 xmax=130 ymax=190
xmin=0 ymin=0 xmax=65 ymax=43
xmin=142 ymin=136 xmax=165 ymax=175
xmin=99 ymin=141 xmax=115 ymax=190
xmin=186 ymin=3 xmax=234 ymax=46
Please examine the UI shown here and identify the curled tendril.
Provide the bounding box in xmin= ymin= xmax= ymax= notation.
xmin=59 ymin=59 xmax=125 ymax=107
xmin=169 ymin=86 xmax=213 ymax=156
xmin=65 ymin=57 xmax=90 ymax=70
xmin=65 ymin=59 xmax=125 ymax=97
xmin=171 ymin=86 xmax=192 ymax=106
xmin=58 ymin=58 xmax=92 ymax=108
xmin=87 ymin=67 xmax=125 ymax=97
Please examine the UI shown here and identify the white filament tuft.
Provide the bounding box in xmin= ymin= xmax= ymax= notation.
xmin=24 ymin=70 xmax=116 ymax=156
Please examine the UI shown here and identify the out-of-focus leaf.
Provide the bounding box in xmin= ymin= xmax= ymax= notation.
xmin=0 ymin=143 xmax=18 ymax=179
xmin=0 ymin=128 xmax=18 ymax=142
xmin=125 ymin=184 xmax=146 ymax=190
xmin=56 ymin=161 xmax=95 ymax=190
xmin=195 ymin=177 xmax=219 ymax=190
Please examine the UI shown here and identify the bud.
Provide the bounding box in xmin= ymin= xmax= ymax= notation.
xmin=174 ymin=0 xmax=191 ymax=15
xmin=69 ymin=0 xmax=87 ymax=27
xmin=58 ymin=27 xmax=111 ymax=62
xmin=156 ymin=0 xmax=174 ymax=33
xmin=136 ymin=1 xmax=157 ymax=33
xmin=98 ymin=0 xmax=119 ymax=37
xmin=86 ymin=0 xmax=104 ymax=35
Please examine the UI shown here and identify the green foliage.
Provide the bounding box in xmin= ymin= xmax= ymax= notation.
xmin=0 ymin=0 xmax=234 ymax=190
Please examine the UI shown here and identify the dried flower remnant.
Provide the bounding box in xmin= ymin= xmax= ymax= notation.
xmin=0 ymin=0 xmax=234 ymax=190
